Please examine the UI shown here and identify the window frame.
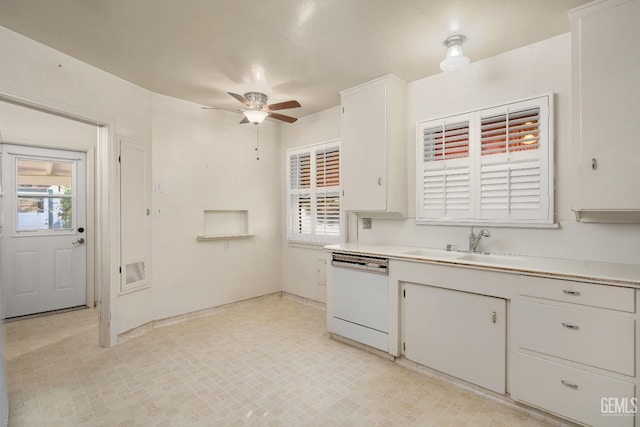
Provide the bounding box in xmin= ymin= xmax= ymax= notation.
xmin=286 ymin=140 xmax=341 ymax=244
xmin=13 ymin=156 xmax=78 ymax=236
xmin=415 ymin=94 xmax=554 ymax=227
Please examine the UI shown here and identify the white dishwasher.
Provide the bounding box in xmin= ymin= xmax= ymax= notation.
xmin=331 ymin=252 xmax=389 ymax=351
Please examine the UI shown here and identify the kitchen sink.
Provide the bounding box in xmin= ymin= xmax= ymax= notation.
xmin=401 ymin=248 xmax=463 ymax=259
xmin=455 ymin=252 xmax=529 ymax=267
xmin=399 ymin=248 xmax=530 ymax=268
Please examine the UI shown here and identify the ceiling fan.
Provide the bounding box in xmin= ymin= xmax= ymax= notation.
xmin=203 ymin=92 xmax=301 ymax=125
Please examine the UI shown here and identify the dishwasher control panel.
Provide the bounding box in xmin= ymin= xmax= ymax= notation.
xmin=331 ymin=252 xmax=389 ymax=275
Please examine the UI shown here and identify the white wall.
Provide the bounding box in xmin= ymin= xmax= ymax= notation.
xmin=151 ymin=93 xmax=282 ymax=319
xmin=0 ymin=26 xmax=154 ymax=340
xmin=0 ymin=26 xmax=284 ymax=340
xmin=280 ymin=107 xmax=341 ymax=303
xmin=0 ymin=101 xmax=97 ymax=150
xmin=354 ymin=33 xmax=640 ymax=265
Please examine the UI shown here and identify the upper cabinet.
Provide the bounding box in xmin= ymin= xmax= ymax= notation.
xmin=570 ymin=0 xmax=640 ymax=222
xmin=340 ymin=75 xmax=407 ymax=218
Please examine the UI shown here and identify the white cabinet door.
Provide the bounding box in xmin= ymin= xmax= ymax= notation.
xmin=402 ymin=283 xmax=506 ymax=393
xmin=340 ymin=74 xmax=407 ymax=217
xmin=341 ymin=79 xmax=388 ymax=212
xmin=572 ymin=0 xmax=640 ymax=211
xmin=518 ymin=353 xmax=634 ymax=427
xmin=119 ymin=138 xmax=151 ymax=293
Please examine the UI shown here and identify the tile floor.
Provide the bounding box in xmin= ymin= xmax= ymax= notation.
xmin=4 ymin=295 xmax=564 ymax=426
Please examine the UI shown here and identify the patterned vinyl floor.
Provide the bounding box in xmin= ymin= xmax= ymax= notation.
xmin=4 ymin=295 xmax=567 ymax=426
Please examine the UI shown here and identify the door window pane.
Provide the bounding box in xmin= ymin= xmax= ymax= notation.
xmin=16 ymin=159 xmax=73 ymax=231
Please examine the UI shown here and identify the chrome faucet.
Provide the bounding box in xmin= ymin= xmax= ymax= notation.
xmin=468 ymin=226 xmax=490 ymax=252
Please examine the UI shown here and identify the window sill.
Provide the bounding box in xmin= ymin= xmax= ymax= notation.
xmin=287 ymin=240 xmax=332 ymax=250
xmin=196 ymin=233 xmax=255 ymax=241
xmin=414 ymin=219 xmax=559 ymax=229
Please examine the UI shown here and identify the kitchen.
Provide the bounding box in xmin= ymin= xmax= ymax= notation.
xmin=0 ymin=0 xmax=639 ymax=425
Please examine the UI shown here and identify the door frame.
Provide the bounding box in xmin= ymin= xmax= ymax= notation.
xmin=0 ymin=86 xmax=118 ymax=347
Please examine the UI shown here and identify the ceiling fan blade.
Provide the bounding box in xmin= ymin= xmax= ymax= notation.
xmin=228 ymin=92 xmax=250 ymax=106
xmin=265 ymin=100 xmax=301 ymax=111
xmin=202 ymin=106 xmax=244 ymax=113
xmin=239 ymin=117 xmax=250 ymax=124
xmin=268 ymin=112 xmax=298 ymax=123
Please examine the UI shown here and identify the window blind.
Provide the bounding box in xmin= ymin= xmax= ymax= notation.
xmin=287 ymin=141 xmax=341 ymax=243
xmin=417 ymin=95 xmax=552 ymax=225
xmin=420 ymin=117 xmax=472 ymax=219
xmin=479 ymin=104 xmax=547 ymax=221
xmin=423 ymin=121 xmax=470 ymax=161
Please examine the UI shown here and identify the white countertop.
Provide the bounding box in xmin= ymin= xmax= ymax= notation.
xmin=325 ymin=243 xmax=640 ymax=288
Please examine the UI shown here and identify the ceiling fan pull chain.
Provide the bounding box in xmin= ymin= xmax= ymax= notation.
xmin=255 ymin=125 xmax=260 ymax=161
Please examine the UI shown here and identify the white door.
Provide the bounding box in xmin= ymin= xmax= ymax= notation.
xmin=1 ymin=145 xmax=87 ymax=318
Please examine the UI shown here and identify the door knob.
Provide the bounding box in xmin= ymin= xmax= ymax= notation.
xmin=72 ymin=237 xmax=85 ymax=245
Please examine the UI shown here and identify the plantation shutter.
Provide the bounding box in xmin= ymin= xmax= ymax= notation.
xmin=419 ymin=115 xmax=473 ymax=219
xmin=288 ymin=151 xmax=312 ymax=237
xmin=286 ymin=141 xmax=341 ymax=243
xmin=315 ymin=146 xmax=340 ymax=238
xmin=478 ymin=98 xmax=550 ymax=222
xmin=416 ymin=94 xmax=553 ymax=225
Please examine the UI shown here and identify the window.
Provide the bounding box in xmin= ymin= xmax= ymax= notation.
xmin=287 ymin=141 xmax=341 ymax=243
xmin=16 ymin=159 xmax=75 ymax=231
xmin=417 ymin=95 xmax=553 ymax=225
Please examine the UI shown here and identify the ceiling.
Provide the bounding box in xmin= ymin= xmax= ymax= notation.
xmin=0 ymin=0 xmax=590 ymax=118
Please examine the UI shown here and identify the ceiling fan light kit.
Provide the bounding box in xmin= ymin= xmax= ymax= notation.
xmin=439 ymin=34 xmax=470 ymax=72
xmin=243 ymin=110 xmax=268 ymax=125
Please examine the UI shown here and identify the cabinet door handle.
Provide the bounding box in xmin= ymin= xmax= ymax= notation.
xmin=562 ymin=322 xmax=579 ymax=330
xmin=563 ymin=289 xmax=581 ymax=296
xmin=491 ymin=311 xmax=496 ymax=323
xmin=591 ymin=158 xmax=598 ymax=170
xmin=561 ymin=379 xmax=578 ymax=389
xmin=377 ymin=177 xmax=382 ymax=186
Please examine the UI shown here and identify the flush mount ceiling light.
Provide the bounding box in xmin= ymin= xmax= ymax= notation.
xmin=243 ymin=109 xmax=269 ymax=125
xmin=439 ymin=34 xmax=470 ymax=72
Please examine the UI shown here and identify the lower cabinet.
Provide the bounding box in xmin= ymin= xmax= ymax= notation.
xmin=519 ymin=354 xmax=634 ymax=427
xmin=401 ymin=283 xmax=506 ymax=394
xmin=517 ymin=275 xmax=637 ymax=426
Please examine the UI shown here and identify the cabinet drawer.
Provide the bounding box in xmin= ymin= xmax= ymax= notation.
xmin=518 ymin=353 xmax=635 ymax=427
xmin=520 ymin=275 xmax=635 ymax=312
xmin=520 ymin=301 xmax=635 ymax=376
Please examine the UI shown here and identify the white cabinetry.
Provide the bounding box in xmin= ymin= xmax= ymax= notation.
xmin=340 ymin=75 xmax=407 ymax=218
xmin=571 ymin=0 xmax=640 ymax=222
xmin=402 ymin=283 xmax=506 ymax=393
xmin=517 ymin=275 xmax=636 ymax=426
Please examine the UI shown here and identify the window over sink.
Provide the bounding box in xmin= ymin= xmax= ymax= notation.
xmin=286 ymin=140 xmax=341 ymax=244
xmin=416 ymin=94 xmax=554 ymax=226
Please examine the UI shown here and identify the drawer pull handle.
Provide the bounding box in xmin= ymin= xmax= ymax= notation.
xmin=562 ymin=322 xmax=579 ymax=330
xmin=563 ymin=290 xmax=581 ymax=296
xmin=561 ymin=379 xmax=578 ymax=389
